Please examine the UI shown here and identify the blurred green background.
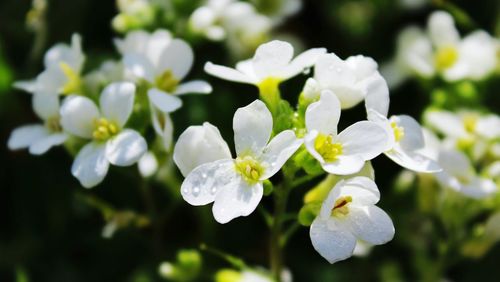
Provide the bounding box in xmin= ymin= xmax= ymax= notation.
xmin=1 ymin=0 xmax=499 ymax=281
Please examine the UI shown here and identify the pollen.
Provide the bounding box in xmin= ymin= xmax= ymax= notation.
xmin=462 ymin=114 xmax=478 ymax=133
xmin=92 ymin=118 xmax=119 ymax=141
xmin=390 ymin=121 xmax=405 ymax=142
xmin=331 ymin=196 xmax=352 ymax=218
xmin=59 ymin=62 xmax=81 ymax=95
xmin=155 ymin=70 xmax=179 ymax=93
xmin=234 ymin=155 xmax=264 ymax=184
xmin=45 ymin=116 xmax=62 ymax=133
xmin=434 ymin=45 xmax=458 ymax=70
xmin=314 ymin=133 xmax=343 ymax=162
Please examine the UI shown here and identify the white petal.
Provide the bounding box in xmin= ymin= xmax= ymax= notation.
xmin=364 ymin=73 xmax=390 ymax=118
xmin=385 ymin=148 xmax=441 ymax=173
xmin=437 ymin=149 xmax=473 ymax=178
xmin=8 ymin=124 xmax=48 ymax=150
xmin=252 ymin=40 xmax=294 ymax=80
xmin=174 ymin=122 xmax=232 ymax=177
xmin=60 ymin=95 xmax=100 ymax=138
xmin=337 ymin=121 xmax=387 ymax=160
xmin=146 ymin=29 xmax=173 ymax=64
xmin=314 ymin=53 xmax=356 ymax=87
xmin=424 ymin=110 xmax=466 ymax=138
xmin=157 ymin=39 xmax=193 ymax=80
xmin=233 ymin=100 xmax=273 ymax=156
xmin=71 ymin=143 xmax=109 ymax=188
xmin=346 ymin=205 xmax=395 ymax=245
xmin=114 ymin=30 xmax=150 ymax=55
xmin=367 ymin=109 xmax=394 ymax=151
xmin=148 ymin=88 xmax=183 ymax=113
xmin=100 ymin=82 xmax=135 ymax=127
xmin=13 ymin=80 xmax=37 ymax=93
xmin=260 ymin=130 xmax=303 ymax=179
xmin=105 ymin=129 xmax=147 ymax=166
xmin=29 ymin=133 xmax=67 ymax=155
xmin=460 ymin=178 xmax=498 ymax=199
xmin=181 ymin=159 xmax=236 ymax=206
xmin=392 ymin=115 xmax=425 ymax=151
xmin=204 ymin=62 xmax=256 ymax=84
xmin=138 ymin=151 xmax=159 ymax=178
xmin=476 ymin=115 xmax=500 ymax=140
xmin=338 ymin=177 xmax=381 ymax=206
xmin=123 ymin=53 xmax=155 ymax=82
xmin=212 ymin=177 xmax=263 ymax=224
xmin=322 ymin=155 xmax=365 ymax=175
xmin=174 ymin=80 xmax=212 ymax=95
xmin=33 ymin=93 xmax=60 ymax=121
xmin=304 ymin=130 xmax=326 ymax=163
xmin=305 ymin=90 xmax=340 ymax=135
xmin=457 ymin=31 xmax=497 ymax=80
xmin=279 ymin=48 xmax=327 ymax=79
xmin=427 ymin=11 xmax=460 ymax=47
xmin=310 ymin=218 xmax=356 ymax=264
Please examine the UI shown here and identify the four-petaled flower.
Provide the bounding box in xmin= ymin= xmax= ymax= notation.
xmin=310 ymin=176 xmax=395 ymax=264
xmin=60 ymin=82 xmax=147 ymax=188
xmin=304 ymin=91 xmax=388 ymax=175
xmin=177 ymin=100 xmax=303 ymax=223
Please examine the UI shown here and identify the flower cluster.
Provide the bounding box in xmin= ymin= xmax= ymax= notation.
xmin=9 ymin=30 xmax=210 ymax=188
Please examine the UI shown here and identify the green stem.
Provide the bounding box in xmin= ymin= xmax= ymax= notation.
xmin=258 ymin=78 xmax=282 ymax=117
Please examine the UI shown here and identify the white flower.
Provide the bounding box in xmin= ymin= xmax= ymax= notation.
xmin=189 ymin=0 xmax=235 ymax=41
xmin=60 ymin=82 xmax=147 ymax=188
xmin=8 ymin=93 xmax=68 ymax=155
xmin=138 ymin=151 xmax=159 ymax=178
xmin=307 ymin=53 xmax=390 ymax=112
xmin=367 ymin=109 xmax=441 ymax=173
xmin=383 ymin=11 xmax=498 ymax=87
xmin=425 ymin=110 xmax=500 ymax=141
xmin=178 ymin=100 xmax=303 ymax=223
xmin=304 ymin=91 xmax=387 ymax=175
xmin=204 ymin=40 xmax=326 ymax=87
xmin=117 ymin=29 xmax=212 ymax=114
xmin=310 ymin=176 xmax=395 ymax=264
xmin=435 ymin=149 xmax=497 ymax=199
xmin=173 ymin=122 xmax=232 ymax=177
xmin=15 ymin=34 xmax=85 ymax=96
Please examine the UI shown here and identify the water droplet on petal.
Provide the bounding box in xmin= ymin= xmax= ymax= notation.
xmin=193 ymin=187 xmax=200 ymax=196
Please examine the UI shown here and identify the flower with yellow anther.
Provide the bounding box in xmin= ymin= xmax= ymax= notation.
xmin=59 ymin=62 xmax=82 ymax=94
xmin=8 ymin=93 xmax=68 ymax=155
xmin=304 ymin=91 xmax=387 ymax=175
xmin=367 ymin=108 xmax=441 ymax=173
xmin=310 ymin=177 xmax=394 ymax=264
xmin=177 ymin=100 xmax=302 ymax=224
xmin=60 ymin=82 xmax=147 ymax=188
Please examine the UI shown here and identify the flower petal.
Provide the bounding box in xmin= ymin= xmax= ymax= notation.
xmin=158 ymin=39 xmax=193 ymax=80
xmin=427 ymin=11 xmax=460 ymax=47
xmin=424 ymin=110 xmax=466 ymax=138
xmin=60 ymin=95 xmax=100 ymax=139
xmin=460 ymin=177 xmax=498 ymax=199
xmin=8 ymin=124 xmax=48 ymax=150
xmin=252 ymin=40 xmax=294 ymax=80
xmin=233 ymin=100 xmax=273 ymax=156
xmin=100 ymin=82 xmax=135 ymax=127
xmin=33 ymin=92 xmax=60 ymax=121
xmin=310 ymin=218 xmax=356 ymax=264
xmin=123 ymin=53 xmax=155 ymax=82
xmin=391 ymin=115 xmax=425 ymax=151
xmin=174 ymin=122 xmax=232 ymax=177
xmin=204 ymin=62 xmax=256 ymax=84
xmin=279 ymin=47 xmax=327 ymax=79
xmin=71 ymin=142 xmax=109 ymax=188
xmin=105 ymin=129 xmax=147 ymax=166
xmin=364 ymin=73 xmax=390 ymax=118
xmin=138 ymin=151 xmax=159 ymax=178
xmin=346 ymin=205 xmax=395 ymax=245
xmin=337 ymin=121 xmax=387 ymax=160
xmin=338 ymin=177 xmax=380 ymax=206
xmin=385 ymin=148 xmax=442 ymax=173
xmin=322 ymin=155 xmax=365 ymax=175
xmin=305 ymin=90 xmax=341 ymax=135
xmin=174 ymin=80 xmax=212 ymax=95
xmin=181 ymin=159 xmax=236 ymax=206
xmin=29 ymin=133 xmax=68 ymax=155
xmin=148 ymin=88 xmax=183 ymax=113
xmin=13 ymin=80 xmax=37 ymax=93
xmin=212 ymin=177 xmax=263 ymax=224
xmin=260 ymin=130 xmax=303 ymax=179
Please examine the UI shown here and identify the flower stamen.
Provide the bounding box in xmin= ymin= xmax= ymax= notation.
xmin=314 ymin=133 xmax=343 ymax=162
xmin=331 ymin=196 xmax=352 ymax=218
xmin=92 ymin=118 xmax=119 ymax=141
xmin=155 ymin=70 xmax=179 ymax=93
xmin=234 ymin=155 xmax=264 ymax=184
xmin=390 ymin=122 xmax=405 ymax=142
xmin=434 ymin=45 xmax=458 ymax=70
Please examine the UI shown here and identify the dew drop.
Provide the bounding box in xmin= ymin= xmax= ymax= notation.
xmin=211 ymin=187 xmax=217 ymax=194
xmin=193 ymin=187 xmax=200 ymax=195
xmin=202 ymin=173 xmax=207 ymax=178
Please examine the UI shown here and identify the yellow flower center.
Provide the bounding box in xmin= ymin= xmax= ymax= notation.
xmin=155 ymin=70 xmax=179 ymax=93
xmin=45 ymin=116 xmax=62 ymax=133
xmin=331 ymin=196 xmax=352 ymax=218
xmin=92 ymin=118 xmax=119 ymax=141
xmin=234 ymin=155 xmax=265 ymax=184
xmin=434 ymin=45 xmax=458 ymax=70
xmin=59 ymin=62 xmax=81 ymax=95
xmin=314 ymin=133 xmax=343 ymax=162
xmin=462 ymin=114 xmax=478 ymax=133
xmin=390 ymin=121 xmax=405 ymax=142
